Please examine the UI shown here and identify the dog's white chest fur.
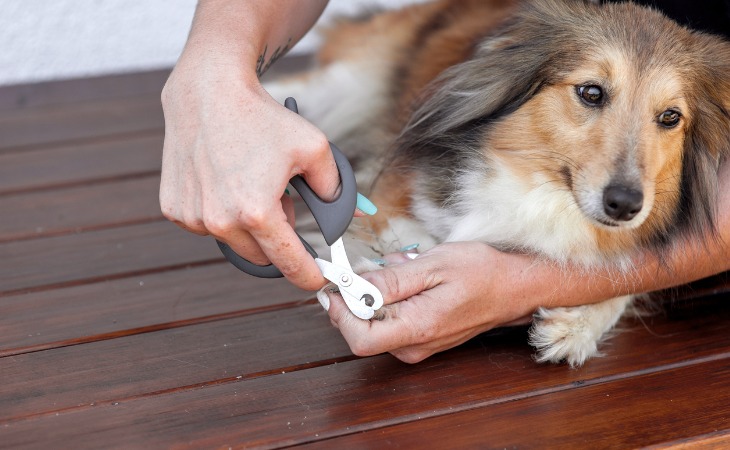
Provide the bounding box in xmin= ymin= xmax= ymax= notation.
xmin=411 ymin=159 xmax=619 ymax=267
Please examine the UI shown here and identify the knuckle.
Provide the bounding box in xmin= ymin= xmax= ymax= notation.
xmin=183 ymin=217 xmax=207 ymax=235
xmin=202 ymin=202 xmax=268 ymax=236
xmin=348 ymin=338 xmax=376 ymax=357
xmin=299 ymin=132 xmax=331 ymax=165
xmin=349 ymin=345 xmax=372 ymax=358
xmin=160 ymin=202 xmax=178 ymax=222
xmin=379 ymin=268 xmax=403 ymax=299
xmin=158 ymin=190 xmax=177 ymax=218
xmin=237 ymin=206 xmax=269 ymax=231
xmin=202 ymin=215 xmax=234 ymax=237
xmin=397 ymin=350 xmax=429 ymax=364
xmin=308 ymin=132 xmax=330 ymax=157
xmin=275 ymin=257 xmax=304 ymax=278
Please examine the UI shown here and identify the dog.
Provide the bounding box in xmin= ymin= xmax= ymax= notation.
xmin=264 ymin=0 xmax=730 ymax=367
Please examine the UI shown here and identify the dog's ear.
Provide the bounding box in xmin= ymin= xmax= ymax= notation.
xmin=689 ymin=34 xmax=730 ymax=160
xmin=395 ymin=0 xmax=587 ymax=162
xmin=677 ymin=34 xmax=730 ymax=236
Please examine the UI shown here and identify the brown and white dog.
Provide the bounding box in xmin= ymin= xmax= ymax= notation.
xmin=264 ymin=0 xmax=730 ymax=366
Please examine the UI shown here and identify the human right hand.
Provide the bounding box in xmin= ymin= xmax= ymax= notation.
xmin=160 ymin=63 xmax=340 ymax=291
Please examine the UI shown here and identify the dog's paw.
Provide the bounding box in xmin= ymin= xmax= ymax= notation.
xmin=528 ymin=296 xmax=632 ymax=368
xmin=529 ymin=306 xmax=601 ymax=368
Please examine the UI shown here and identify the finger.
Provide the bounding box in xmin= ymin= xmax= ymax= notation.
xmin=175 ymin=219 xmax=210 ymax=236
xmin=220 ymin=230 xmax=270 ymax=266
xmin=210 ymin=192 xmax=296 ymax=268
xmin=389 ymin=328 xmax=480 ymax=364
xmin=381 ymin=251 xmax=419 ymax=266
xmin=360 ymin=255 xmax=442 ymax=306
xmin=251 ymin=212 xmax=326 ymax=290
xmin=326 ymin=290 xmax=415 ymax=356
xmin=282 ymin=192 xmax=296 ymax=227
xmin=159 ymin=162 xmax=209 ymax=236
xmin=290 ymin=119 xmax=341 ymax=203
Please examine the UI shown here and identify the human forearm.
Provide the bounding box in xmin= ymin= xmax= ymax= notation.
xmin=182 ymin=0 xmax=328 ymax=80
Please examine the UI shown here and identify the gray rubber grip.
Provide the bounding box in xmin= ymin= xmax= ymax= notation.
xmin=216 ymin=97 xmax=357 ymax=278
xmin=216 ymin=236 xmax=317 ymax=278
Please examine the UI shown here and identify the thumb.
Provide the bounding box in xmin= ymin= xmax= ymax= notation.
xmin=360 ymin=255 xmax=442 ymax=305
xmin=290 ymin=116 xmax=341 ymax=203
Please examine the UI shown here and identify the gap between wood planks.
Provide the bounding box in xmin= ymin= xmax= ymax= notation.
xmin=0 ymin=128 xmax=163 ymax=158
xmin=0 ymin=257 xmax=225 ymax=298
xmin=4 ymin=336 xmax=730 ymax=446
xmin=0 ymin=166 xmax=160 ymax=198
xmin=0 ymin=297 xmax=319 ymax=358
xmin=301 ymin=357 xmax=730 ymax=449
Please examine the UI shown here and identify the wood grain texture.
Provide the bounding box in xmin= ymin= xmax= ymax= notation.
xmin=0 ymin=54 xmax=310 ymax=113
xmin=0 ymin=70 xmax=170 ymax=112
xmin=0 ymin=221 xmax=221 ymax=295
xmin=2 ymin=299 xmax=728 ymax=448
xmin=313 ymin=358 xmax=730 ymax=449
xmin=0 ymin=131 xmax=162 ymax=195
xmin=0 ymin=95 xmax=163 ymax=151
xmin=0 ymin=175 xmax=163 ymax=242
xmin=0 ymin=263 xmax=308 ymax=356
xmin=0 ymin=303 xmax=345 ymax=422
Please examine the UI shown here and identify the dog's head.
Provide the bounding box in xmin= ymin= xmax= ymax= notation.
xmin=398 ymin=0 xmax=730 ymax=248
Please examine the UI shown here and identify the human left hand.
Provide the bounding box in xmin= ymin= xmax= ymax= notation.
xmin=323 ymin=242 xmax=537 ymax=363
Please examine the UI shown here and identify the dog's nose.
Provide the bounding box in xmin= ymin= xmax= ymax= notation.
xmin=603 ymin=185 xmax=643 ymax=222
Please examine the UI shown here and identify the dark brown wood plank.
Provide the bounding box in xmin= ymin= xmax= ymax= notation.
xmin=0 ymin=221 xmax=221 ymax=295
xmin=316 ymin=357 xmax=730 ymax=449
xmin=0 ymin=54 xmax=313 ymax=152
xmin=0 ymin=70 xmax=170 ymax=112
xmin=0 ymin=55 xmax=310 ymax=113
xmin=0 ymin=303 xmax=347 ymax=422
xmin=0 ymin=176 xmax=162 ymax=242
xmin=1 ymin=297 xmax=728 ymax=447
xmin=0 ymin=132 xmax=162 ymax=195
xmin=647 ymin=431 xmax=730 ymax=449
xmin=0 ymin=95 xmax=163 ymax=152
xmin=0 ymin=263 xmax=308 ymax=356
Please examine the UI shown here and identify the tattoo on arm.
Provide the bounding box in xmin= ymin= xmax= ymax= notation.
xmin=255 ymin=38 xmax=293 ymax=78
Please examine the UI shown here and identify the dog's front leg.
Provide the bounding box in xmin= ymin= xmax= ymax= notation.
xmin=528 ymin=295 xmax=633 ymax=367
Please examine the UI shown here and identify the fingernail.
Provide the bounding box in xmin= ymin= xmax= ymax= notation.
xmin=400 ymin=243 xmax=419 ymax=252
xmin=356 ymin=193 xmax=378 ymax=215
xmin=316 ymin=289 xmax=330 ymax=311
xmin=406 ymin=253 xmax=419 ymax=260
xmin=371 ymin=258 xmax=387 ymax=266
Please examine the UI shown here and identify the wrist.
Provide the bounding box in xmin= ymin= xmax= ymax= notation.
xmin=182 ymin=0 xmax=328 ymax=80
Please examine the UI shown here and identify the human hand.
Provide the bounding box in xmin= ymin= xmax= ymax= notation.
xmin=323 ymin=242 xmax=538 ymax=363
xmin=160 ymin=60 xmax=340 ymax=290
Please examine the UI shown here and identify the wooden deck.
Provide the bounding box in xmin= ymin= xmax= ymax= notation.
xmin=1 ymin=69 xmax=729 ymax=449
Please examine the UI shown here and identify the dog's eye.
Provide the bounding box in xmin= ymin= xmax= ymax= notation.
xmin=577 ymin=85 xmax=604 ymax=106
xmin=658 ymin=109 xmax=681 ymax=128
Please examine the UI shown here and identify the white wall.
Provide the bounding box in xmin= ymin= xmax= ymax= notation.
xmin=0 ymin=0 xmax=426 ymax=86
